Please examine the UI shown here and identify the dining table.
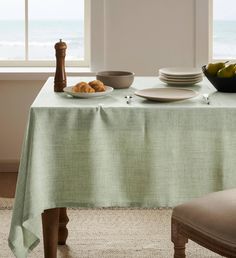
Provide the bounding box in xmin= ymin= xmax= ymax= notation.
xmin=8 ymin=76 xmax=236 ymax=258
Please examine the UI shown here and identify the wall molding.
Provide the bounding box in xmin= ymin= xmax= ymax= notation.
xmin=0 ymin=160 xmax=19 ymax=173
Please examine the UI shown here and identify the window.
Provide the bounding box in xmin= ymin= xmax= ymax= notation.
xmin=0 ymin=0 xmax=90 ymax=67
xmin=213 ymin=0 xmax=236 ymax=60
xmin=195 ymin=0 xmax=236 ymax=65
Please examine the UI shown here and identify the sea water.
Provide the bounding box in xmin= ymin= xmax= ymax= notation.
xmin=0 ymin=20 xmax=235 ymax=61
xmin=213 ymin=20 xmax=236 ymax=59
xmin=0 ymin=20 xmax=84 ymax=60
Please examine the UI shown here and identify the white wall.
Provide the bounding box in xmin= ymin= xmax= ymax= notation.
xmin=0 ymin=81 xmax=44 ymax=160
xmin=103 ymin=0 xmax=195 ymax=75
xmin=0 ymin=0 xmax=199 ymax=162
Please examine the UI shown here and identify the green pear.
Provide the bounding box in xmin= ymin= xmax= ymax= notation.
xmin=217 ymin=64 xmax=236 ymax=78
xmin=206 ymin=62 xmax=227 ymax=76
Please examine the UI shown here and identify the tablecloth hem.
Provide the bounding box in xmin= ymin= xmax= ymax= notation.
xmin=8 ymin=238 xmax=40 ymax=258
xmin=46 ymin=201 xmax=175 ymax=209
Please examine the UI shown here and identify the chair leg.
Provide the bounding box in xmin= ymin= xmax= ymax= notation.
xmin=171 ymin=218 xmax=188 ymax=258
xmin=58 ymin=207 xmax=69 ymax=245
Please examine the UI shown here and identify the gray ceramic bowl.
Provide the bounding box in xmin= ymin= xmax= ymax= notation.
xmin=96 ymin=71 xmax=135 ymax=89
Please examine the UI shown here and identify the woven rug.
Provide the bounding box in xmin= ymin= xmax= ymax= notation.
xmin=0 ymin=199 xmax=222 ymax=258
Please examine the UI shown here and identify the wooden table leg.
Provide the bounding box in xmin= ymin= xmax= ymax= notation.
xmin=42 ymin=208 xmax=60 ymax=258
xmin=58 ymin=207 xmax=69 ymax=245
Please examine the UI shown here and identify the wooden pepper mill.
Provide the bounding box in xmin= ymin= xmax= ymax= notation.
xmin=54 ymin=39 xmax=67 ymax=92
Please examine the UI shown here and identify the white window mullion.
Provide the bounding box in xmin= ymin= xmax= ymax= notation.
xmin=83 ymin=0 xmax=90 ymax=67
xmin=25 ymin=0 xmax=29 ymax=61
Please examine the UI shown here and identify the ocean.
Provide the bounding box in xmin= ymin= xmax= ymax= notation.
xmin=213 ymin=20 xmax=236 ymax=59
xmin=0 ymin=20 xmax=84 ymax=60
xmin=0 ymin=20 xmax=235 ymax=61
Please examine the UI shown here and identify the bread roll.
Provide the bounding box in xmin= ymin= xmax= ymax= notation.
xmin=89 ymin=80 xmax=106 ymax=92
xmin=72 ymin=82 xmax=95 ymax=93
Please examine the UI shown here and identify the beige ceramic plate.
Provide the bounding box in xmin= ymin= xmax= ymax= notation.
xmin=159 ymin=73 xmax=203 ymax=81
xmin=159 ymin=73 xmax=203 ymax=80
xmin=135 ymin=88 xmax=198 ymax=102
xmin=159 ymin=76 xmax=202 ymax=85
xmin=159 ymin=67 xmax=202 ymax=76
xmin=63 ymin=85 xmax=113 ymax=98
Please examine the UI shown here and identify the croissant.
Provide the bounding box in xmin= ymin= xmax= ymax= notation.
xmin=89 ymin=80 xmax=106 ymax=92
xmin=72 ymin=82 xmax=95 ymax=93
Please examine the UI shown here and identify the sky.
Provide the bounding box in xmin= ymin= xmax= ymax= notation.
xmin=214 ymin=0 xmax=236 ymax=20
xmin=0 ymin=0 xmax=84 ymax=20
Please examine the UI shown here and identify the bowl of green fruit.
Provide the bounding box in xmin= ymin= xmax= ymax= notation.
xmin=202 ymin=62 xmax=236 ymax=92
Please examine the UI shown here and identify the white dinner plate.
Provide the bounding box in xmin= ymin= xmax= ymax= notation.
xmin=135 ymin=88 xmax=198 ymax=102
xmin=159 ymin=76 xmax=203 ymax=83
xmin=159 ymin=72 xmax=203 ymax=80
xmin=159 ymin=67 xmax=202 ymax=76
xmin=63 ymin=85 xmax=113 ymax=98
xmin=159 ymin=76 xmax=202 ymax=85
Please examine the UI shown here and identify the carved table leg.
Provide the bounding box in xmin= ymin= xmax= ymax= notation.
xmin=42 ymin=208 xmax=60 ymax=258
xmin=171 ymin=218 xmax=188 ymax=258
xmin=58 ymin=207 xmax=69 ymax=245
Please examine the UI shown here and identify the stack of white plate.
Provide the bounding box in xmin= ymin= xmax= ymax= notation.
xmin=159 ymin=67 xmax=203 ymax=86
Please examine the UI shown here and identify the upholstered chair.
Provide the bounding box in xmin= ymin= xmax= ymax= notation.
xmin=171 ymin=189 xmax=236 ymax=257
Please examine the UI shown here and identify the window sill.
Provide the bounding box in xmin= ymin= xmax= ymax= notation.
xmin=0 ymin=67 xmax=96 ymax=81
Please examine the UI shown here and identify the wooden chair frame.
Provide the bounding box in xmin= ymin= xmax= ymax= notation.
xmin=171 ymin=217 xmax=236 ymax=258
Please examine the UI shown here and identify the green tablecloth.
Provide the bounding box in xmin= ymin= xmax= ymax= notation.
xmin=9 ymin=77 xmax=236 ymax=257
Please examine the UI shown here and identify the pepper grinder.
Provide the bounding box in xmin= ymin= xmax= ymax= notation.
xmin=54 ymin=39 xmax=67 ymax=92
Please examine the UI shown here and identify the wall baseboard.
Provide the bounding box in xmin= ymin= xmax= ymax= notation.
xmin=0 ymin=160 xmax=19 ymax=173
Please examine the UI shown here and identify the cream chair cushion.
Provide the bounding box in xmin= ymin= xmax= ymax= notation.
xmin=172 ymin=189 xmax=236 ymax=246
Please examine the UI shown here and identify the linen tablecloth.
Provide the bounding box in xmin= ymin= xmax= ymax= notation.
xmin=9 ymin=76 xmax=236 ymax=257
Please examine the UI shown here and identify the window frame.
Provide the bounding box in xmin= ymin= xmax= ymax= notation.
xmin=195 ymin=0 xmax=235 ymax=65
xmin=0 ymin=0 xmax=90 ymax=67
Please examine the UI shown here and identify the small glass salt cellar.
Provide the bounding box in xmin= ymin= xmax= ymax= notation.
xmin=54 ymin=39 xmax=67 ymax=92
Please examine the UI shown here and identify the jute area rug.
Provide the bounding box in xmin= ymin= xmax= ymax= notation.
xmin=1 ymin=198 xmax=223 ymax=258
